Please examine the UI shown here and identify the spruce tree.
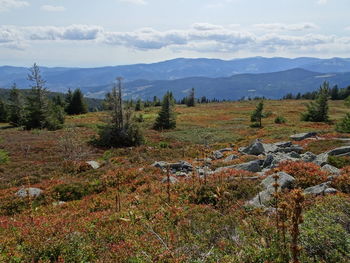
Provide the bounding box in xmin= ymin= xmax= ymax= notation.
xmin=0 ymin=98 xmax=8 ymax=122
xmin=66 ymin=89 xmax=87 ymax=115
xmin=301 ymin=81 xmax=329 ymax=122
xmin=250 ymin=100 xmax=264 ymax=127
xmin=186 ymin=88 xmax=195 ymax=107
xmin=25 ymin=63 xmax=64 ymax=130
xmin=153 ymin=91 xmax=176 ymax=130
xmin=25 ymin=63 xmax=50 ymax=129
xmin=8 ymin=83 xmax=25 ymax=126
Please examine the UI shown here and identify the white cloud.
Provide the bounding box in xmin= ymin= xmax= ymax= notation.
xmin=317 ymin=0 xmax=328 ymax=4
xmin=0 ymin=23 xmax=349 ymax=56
xmin=0 ymin=0 xmax=29 ymax=12
xmin=41 ymin=5 xmax=65 ymax=12
xmin=118 ymin=0 xmax=147 ymax=5
xmin=254 ymin=23 xmax=318 ymax=32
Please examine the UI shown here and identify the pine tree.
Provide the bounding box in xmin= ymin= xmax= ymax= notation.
xmin=97 ymin=77 xmax=143 ymax=147
xmin=135 ymin=99 xmax=142 ymax=111
xmin=153 ymin=91 xmax=176 ymax=130
xmin=301 ymin=81 xmax=329 ymax=122
xmin=0 ymin=98 xmax=8 ymax=122
xmin=186 ymin=88 xmax=195 ymax=107
xmin=8 ymin=83 xmax=25 ymax=126
xmin=250 ymin=100 xmax=264 ymax=127
xmin=66 ymin=89 xmax=87 ymax=115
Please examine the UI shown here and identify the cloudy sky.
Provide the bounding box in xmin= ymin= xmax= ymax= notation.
xmin=0 ymin=0 xmax=349 ymax=67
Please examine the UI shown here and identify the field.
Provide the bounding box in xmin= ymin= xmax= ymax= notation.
xmin=0 ymin=99 xmax=350 ymax=262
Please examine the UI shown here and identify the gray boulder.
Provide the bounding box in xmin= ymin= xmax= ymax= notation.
xmin=304 ymin=182 xmax=331 ymax=195
xmin=301 ymin=152 xmax=317 ymax=162
xmin=321 ymin=164 xmax=340 ymax=175
xmin=215 ymin=160 xmax=262 ymax=173
xmin=16 ymin=188 xmax=43 ymax=198
xmin=224 ymin=154 xmax=239 ymax=162
xmin=152 ymin=161 xmax=168 ymax=168
xmin=248 ymin=188 xmax=275 ymax=207
xmin=261 ymin=172 xmax=295 ymax=190
xmin=262 ymin=154 xmax=274 ymax=168
xmin=212 ymin=150 xmax=224 ymax=159
xmin=240 ymin=140 xmax=265 ymax=155
xmin=324 ymin=188 xmax=338 ymax=194
xmin=289 ymin=151 xmax=301 ymax=159
xmin=313 ymin=153 xmax=329 ymax=166
xmin=328 ymin=146 xmax=350 ymax=156
xmin=86 ymin=161 xmax=100 ymax=169
xmin=278 ymin=145 xmax=304 ymax=153
xmin=153 ymin=161 xmax=193 ymax=172
xmin=290 ymin=132 xmax=317 ymax=141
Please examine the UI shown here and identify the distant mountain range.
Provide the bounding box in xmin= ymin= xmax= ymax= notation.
xmin=1 ymin=57 xmax=350 ymax=100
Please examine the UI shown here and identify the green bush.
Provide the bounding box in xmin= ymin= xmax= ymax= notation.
xmin=328 ymin=155 xmax=350 ymax=168
xmin=274 ymin=116 xmax=286 ymax=124
xmin=336 ymin=113 xmax=350 ymax=133
xmin=53 ymin=181 xmax=105 ymax=201
xmin=96 ymin=123 xmax=144 ymax=148
xmin=300 ymin=195 xmax=350 ymax=263
xmin=0 ymin=149 xmax=9 ymax=164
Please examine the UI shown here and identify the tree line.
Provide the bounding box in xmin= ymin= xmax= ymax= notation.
xmin=0 ymin=63 xmax=89 ymax=129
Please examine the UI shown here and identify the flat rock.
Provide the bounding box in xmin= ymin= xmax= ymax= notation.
xmin=301 ymin=152 xmax=317 ymax=162
xmin=224 ymin=154 xmax=239 ymax=162
xmin=215 ymin=160 xmax=262 ymax=173
xmin=290 ymin=132 xmax=317 ymax=141
xmin=328 ymin=146 xmax=350 ymax=156
xmin=304 ymin=182 xmax=331 ymax=195
xmin=321 ymin=164 xmax=340 ymax=175
xmin=86 ymin=161 xmax=100 ymax=169
xmin=16 ymin=188 xmax=43 ymax=198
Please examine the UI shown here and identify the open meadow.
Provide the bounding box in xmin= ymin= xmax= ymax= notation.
xmin=1 ymin=99 xmax=350 ymax=262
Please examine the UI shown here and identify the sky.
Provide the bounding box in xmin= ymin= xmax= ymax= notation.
xmin=0 ymin=0 xmax=349 ymax=67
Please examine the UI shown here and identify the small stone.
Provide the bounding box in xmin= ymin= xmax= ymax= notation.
xmin=86 ymin=161 xmax=100 ymax=169
xmin=224 ymin=154 xmax=239 ymax=162
xmin=16 ymin=188 xmax=43 ymax=198
xmin=161 ymin=176 xmax=178 ymax=184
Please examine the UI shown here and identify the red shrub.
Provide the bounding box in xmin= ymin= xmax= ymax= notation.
xmin=278 ymin=161 xmax=328 ymax=188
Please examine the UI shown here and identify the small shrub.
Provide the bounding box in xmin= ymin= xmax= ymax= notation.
xmin=0 ymin=149 xmax=10 ymax=164
xmin=336 ymin=113 xmax=350 ymax=133
xmin=331 ymin=167 xmax=350 ymax=193
xmin=96 ymin=123 xmax=144 ymax=148
xmin=278 ymin=161 xmax=328 ymax=188
xmin=52 ymin=181 xmax=105 ymax=201
xmin=328 ymin=155 xmax=350 ymax=168
xmin=159 ymin=142 xmax=169 ymax=148
xmin=263 ymin=111 xmax=273 ymax=118
xmin=300 ymin=195 xmax=350 ymax=263
xmin=274 ymin=116 xmax=286 ymax=124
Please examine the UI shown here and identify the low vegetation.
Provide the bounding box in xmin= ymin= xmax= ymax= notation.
xmin=1 ymin=96 xmax=350 ymax=262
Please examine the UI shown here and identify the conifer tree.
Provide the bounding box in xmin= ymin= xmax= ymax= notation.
xmin=0 ymin=98 xmax=8 ymax=122
xmin=97 ymin=77 xmax=143 ymax=147
xmin=8 ymin=83 xmax=25 ymax=126
xmin=301 ymin=81 xmax=329 ymax=122
xmin=135 ymin=99 xmax=142 ymax=111
xmin=154 ymin=91 xmax=176 ymax=130
xmin=186 ymin=88 xmax=196 ymax=107
xmin=66 ymin=89 xmax=87 ymax=115
xmin=250 ymin=100 xmax=264 ymax=127
xmin=25 ymin=63 xmax=64 ymax=130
